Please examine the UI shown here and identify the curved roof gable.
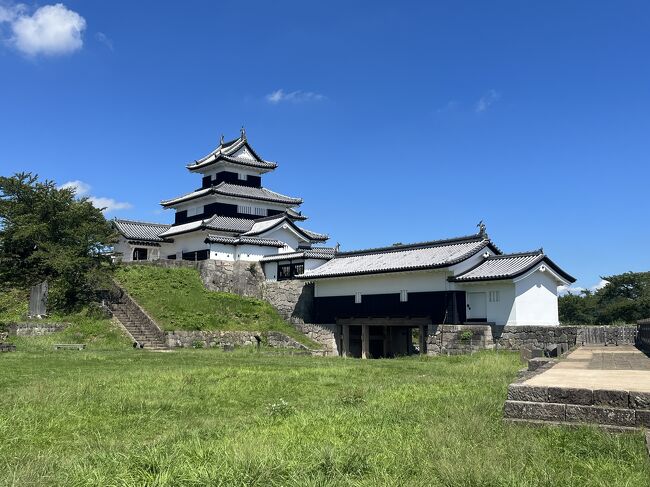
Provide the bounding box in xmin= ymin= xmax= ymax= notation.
xmin=449 ymin=251 xmax=576 ymax=284
xmin=186 ymin=130 xmax=277 ymax=172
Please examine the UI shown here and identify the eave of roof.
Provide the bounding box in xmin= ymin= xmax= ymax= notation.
xmin=448 ymin=251 xmax=576 ymax=284
xmin=335 ymin=234 xmax=501 ymax=257
xmin=204 ymin=235 xmax=285 ymax=247
xmin=113 ymin=219 xmax=172 ymax=243
xmin=260 ymin=248 xmax=336 ymax=263
xmin=297 ymin=236 xmax=492 ymax=280
xmin=243 ymin=215 xmax=328 ymax=242
xmin=160 ymin=182 xmax=303 ymax=207
xmin=186 ymin=134 xmax=277 ymax=172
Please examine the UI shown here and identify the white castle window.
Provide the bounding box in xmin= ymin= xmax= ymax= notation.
xmin=489 ymin=291 xmax=500 ymax=303
xmin=400 ymin=290 xmax=408 ymax=302
xmin=254 ymin=207 xmax=266 ymax=216
xmin=238 ymin=205 xmax=253 ymax=214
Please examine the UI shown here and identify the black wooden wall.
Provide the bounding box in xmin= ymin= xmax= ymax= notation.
xmin=313 ymin=290 xmax=466 ymax=324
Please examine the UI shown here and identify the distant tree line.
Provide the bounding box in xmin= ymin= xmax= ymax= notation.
xmin=559 ymin=271 xmax=650 ymax=325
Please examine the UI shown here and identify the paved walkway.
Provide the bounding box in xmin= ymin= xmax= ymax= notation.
xmin=524 ymin=346 xmax=650 ymax=392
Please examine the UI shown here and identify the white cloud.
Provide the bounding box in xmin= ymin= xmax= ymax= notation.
xmin=0 ymin=3 xmax=24 ymax=22
xmin=475 ymin=89 xmax=500 ymax=113
xmin=87 ymin=196 xmax=132 ymax=213
xmin=266 ymin=89 xmax=326 ymax=104
xmin=559 ymin=279 xmax=609 ymax=296
xmin=59 ymin=180 xmax=132 ymax=214
xmin=1 ymin=3 xmax=86 ymax=56
xmin=59 ymin=179 xmax=90 ymax=196
xmin=95 ymin=31 xmax=112 ymax=51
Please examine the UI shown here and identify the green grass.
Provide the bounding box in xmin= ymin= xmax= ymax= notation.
xmin=0 ymin=349 xmax=648 ymax=486
xmin=114 ymin=265 xmax=316 ymax=347
xmin=0 ymin=288 xmax=132 ymax=352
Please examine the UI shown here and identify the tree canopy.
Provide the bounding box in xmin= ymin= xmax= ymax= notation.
xmin=0 ymin=173 xmax=116 ymax=310
xmin=559 ymin=271 xmax=650 ymax=325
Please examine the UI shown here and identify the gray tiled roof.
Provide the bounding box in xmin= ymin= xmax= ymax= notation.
xmin=113 ymin=219 xmax=171 ymax=243
xmin=158 ymin=215 xmax=255 ymax=238
xmin=205 ymin=235 xmax=285 ymax=247
xmin=204 ymin=215 xmax=256 ymax=232
xmin=450 ymin=251 xmax=576 ymax=283
xmin=297 ymin=226 xmax=328 ymax=241
xmin=186 ymin=134 xmax=278 ymax=172
xmin=160 ymin=182 xmax=302 ymax=207
xmin=243 ymin=215 xmax=328 ymax=242
xmin=260 ymin=247 xmax=337 ymax=263
xmin=299 ymin=235 xmax=491 ymax=279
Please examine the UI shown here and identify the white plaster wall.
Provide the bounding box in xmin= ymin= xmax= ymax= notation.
xmin=113 ymin=237 xmax=169 ymax=262
xmin=314 ymin=270 xmax=449 ymax=298
xmin=169 ymin=231 xmax=210 ymax=257
xmin=211 ymin=243 xmax=235 ymax=261
xmin=262 ymin=226 xmax=306 ymax=252
xmin=305 ymin=258 xmax=328 ymax=271
xmin=456 ymin=281 xmax=517 ymax=326
xmin=514 ymin=269 xmax=560 ymax=326
xmin=264 ymin=262 xmax=278 ymax=281
xmin=234 ymin=244 xmax=278 ymax=261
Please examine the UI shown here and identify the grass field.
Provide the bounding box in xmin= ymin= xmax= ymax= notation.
xmin=114 ymin=265 xmax=316 ymax=347
xmin=0 ymin=343 xmax=648 ymax=486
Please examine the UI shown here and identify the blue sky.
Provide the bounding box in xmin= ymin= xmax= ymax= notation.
xmin=1 ymin=1 xmax=649 ymax=291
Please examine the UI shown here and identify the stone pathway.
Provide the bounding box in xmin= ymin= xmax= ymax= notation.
xmin=504 ymin=345 xmax=650 ymax=430
xmin=523 ymin=346 xmax=650 ymax=392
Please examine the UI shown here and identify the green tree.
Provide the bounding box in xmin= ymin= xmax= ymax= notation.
xmin=559 ymin=271 xmax=650 ymax=324
xmin=0 ymin=173 xmax=116 ymax=310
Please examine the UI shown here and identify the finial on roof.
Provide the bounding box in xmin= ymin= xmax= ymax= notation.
xmin=220 ymin=134 xmax=224 ymax=145
xmin=539 ymin=247 xmax=544 ymax=254
xmin=335 ymin=242 xmax=341 ymax=253
xmin=240 ymin=126 xmax=246 ymax=139
xmin=477 ymin=220 xmax=487 ymax=236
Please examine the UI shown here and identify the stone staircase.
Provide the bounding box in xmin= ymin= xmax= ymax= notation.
xmin=105 ymin=284 xmax=168 ymax=351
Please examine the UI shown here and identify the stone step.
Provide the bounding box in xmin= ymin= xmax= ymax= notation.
xmin=504 ymin=400 xmax=650 ymax=429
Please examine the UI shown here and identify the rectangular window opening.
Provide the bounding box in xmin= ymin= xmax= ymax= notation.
xmin=355 ymin=292 xmax=362 ymax=304
xmin=489 ymin=291 xmax=500 ymax=303
xmin=400 ymin=290 xmax=408 ymax=302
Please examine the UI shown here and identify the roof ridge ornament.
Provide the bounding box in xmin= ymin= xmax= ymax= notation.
xmin=220 ymin=134 xmax=224 ymax=145
xmin=240 ymin=126 xmax=246 ymax=139
xmin=477 ymin=220 xmax=487 ymax=237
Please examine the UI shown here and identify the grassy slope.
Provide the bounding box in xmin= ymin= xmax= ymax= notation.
xmin=114 ymin=265 xmax=316 ymax=347
xmin=0 ymin=288 xmax=131 ymax=351
xmin=0 ymin=349 xmax=648 ymax=486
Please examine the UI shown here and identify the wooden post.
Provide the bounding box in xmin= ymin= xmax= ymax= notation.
xmin=342 ymin=325 xmax=350 ymax=358
xmin=383 ymin=325 xmax=391 ymax=358
xmin=361 ymin=324 xmax=370 ymax=359
xmin=419 ymin=325 xmax=427 ymax=355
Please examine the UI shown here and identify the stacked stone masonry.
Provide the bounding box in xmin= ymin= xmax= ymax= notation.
xmin=504 ymin=382 xmax=650 ymax=429
xmin=427 ymin=324 xmax=638 ymax=356
xmin=165 ymin=330 xmax=309 ymax=351
xmin=4 ymin=322 xmax=67 ymax=337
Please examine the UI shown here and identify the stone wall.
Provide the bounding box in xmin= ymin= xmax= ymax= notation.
xmin=426 ymin=324 xmax=638 ymax=356
xmin=199 ymin=260 xmax=265 ymax=299
xmin=293 ymin=323 xmax=339 ymax=355
xmin=5 ymin=322 xmax=67 ymax=337
xmin=427 ymin=325 xmax=494 ymax=355
xmin=262 ymin=280 xmax=314 ymax=323
xmin=165 ymin=330 xmax=308 ymax=350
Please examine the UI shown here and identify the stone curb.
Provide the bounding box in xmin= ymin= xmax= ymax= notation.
xmin=504 ymin=400 xmax=650 ymax=429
